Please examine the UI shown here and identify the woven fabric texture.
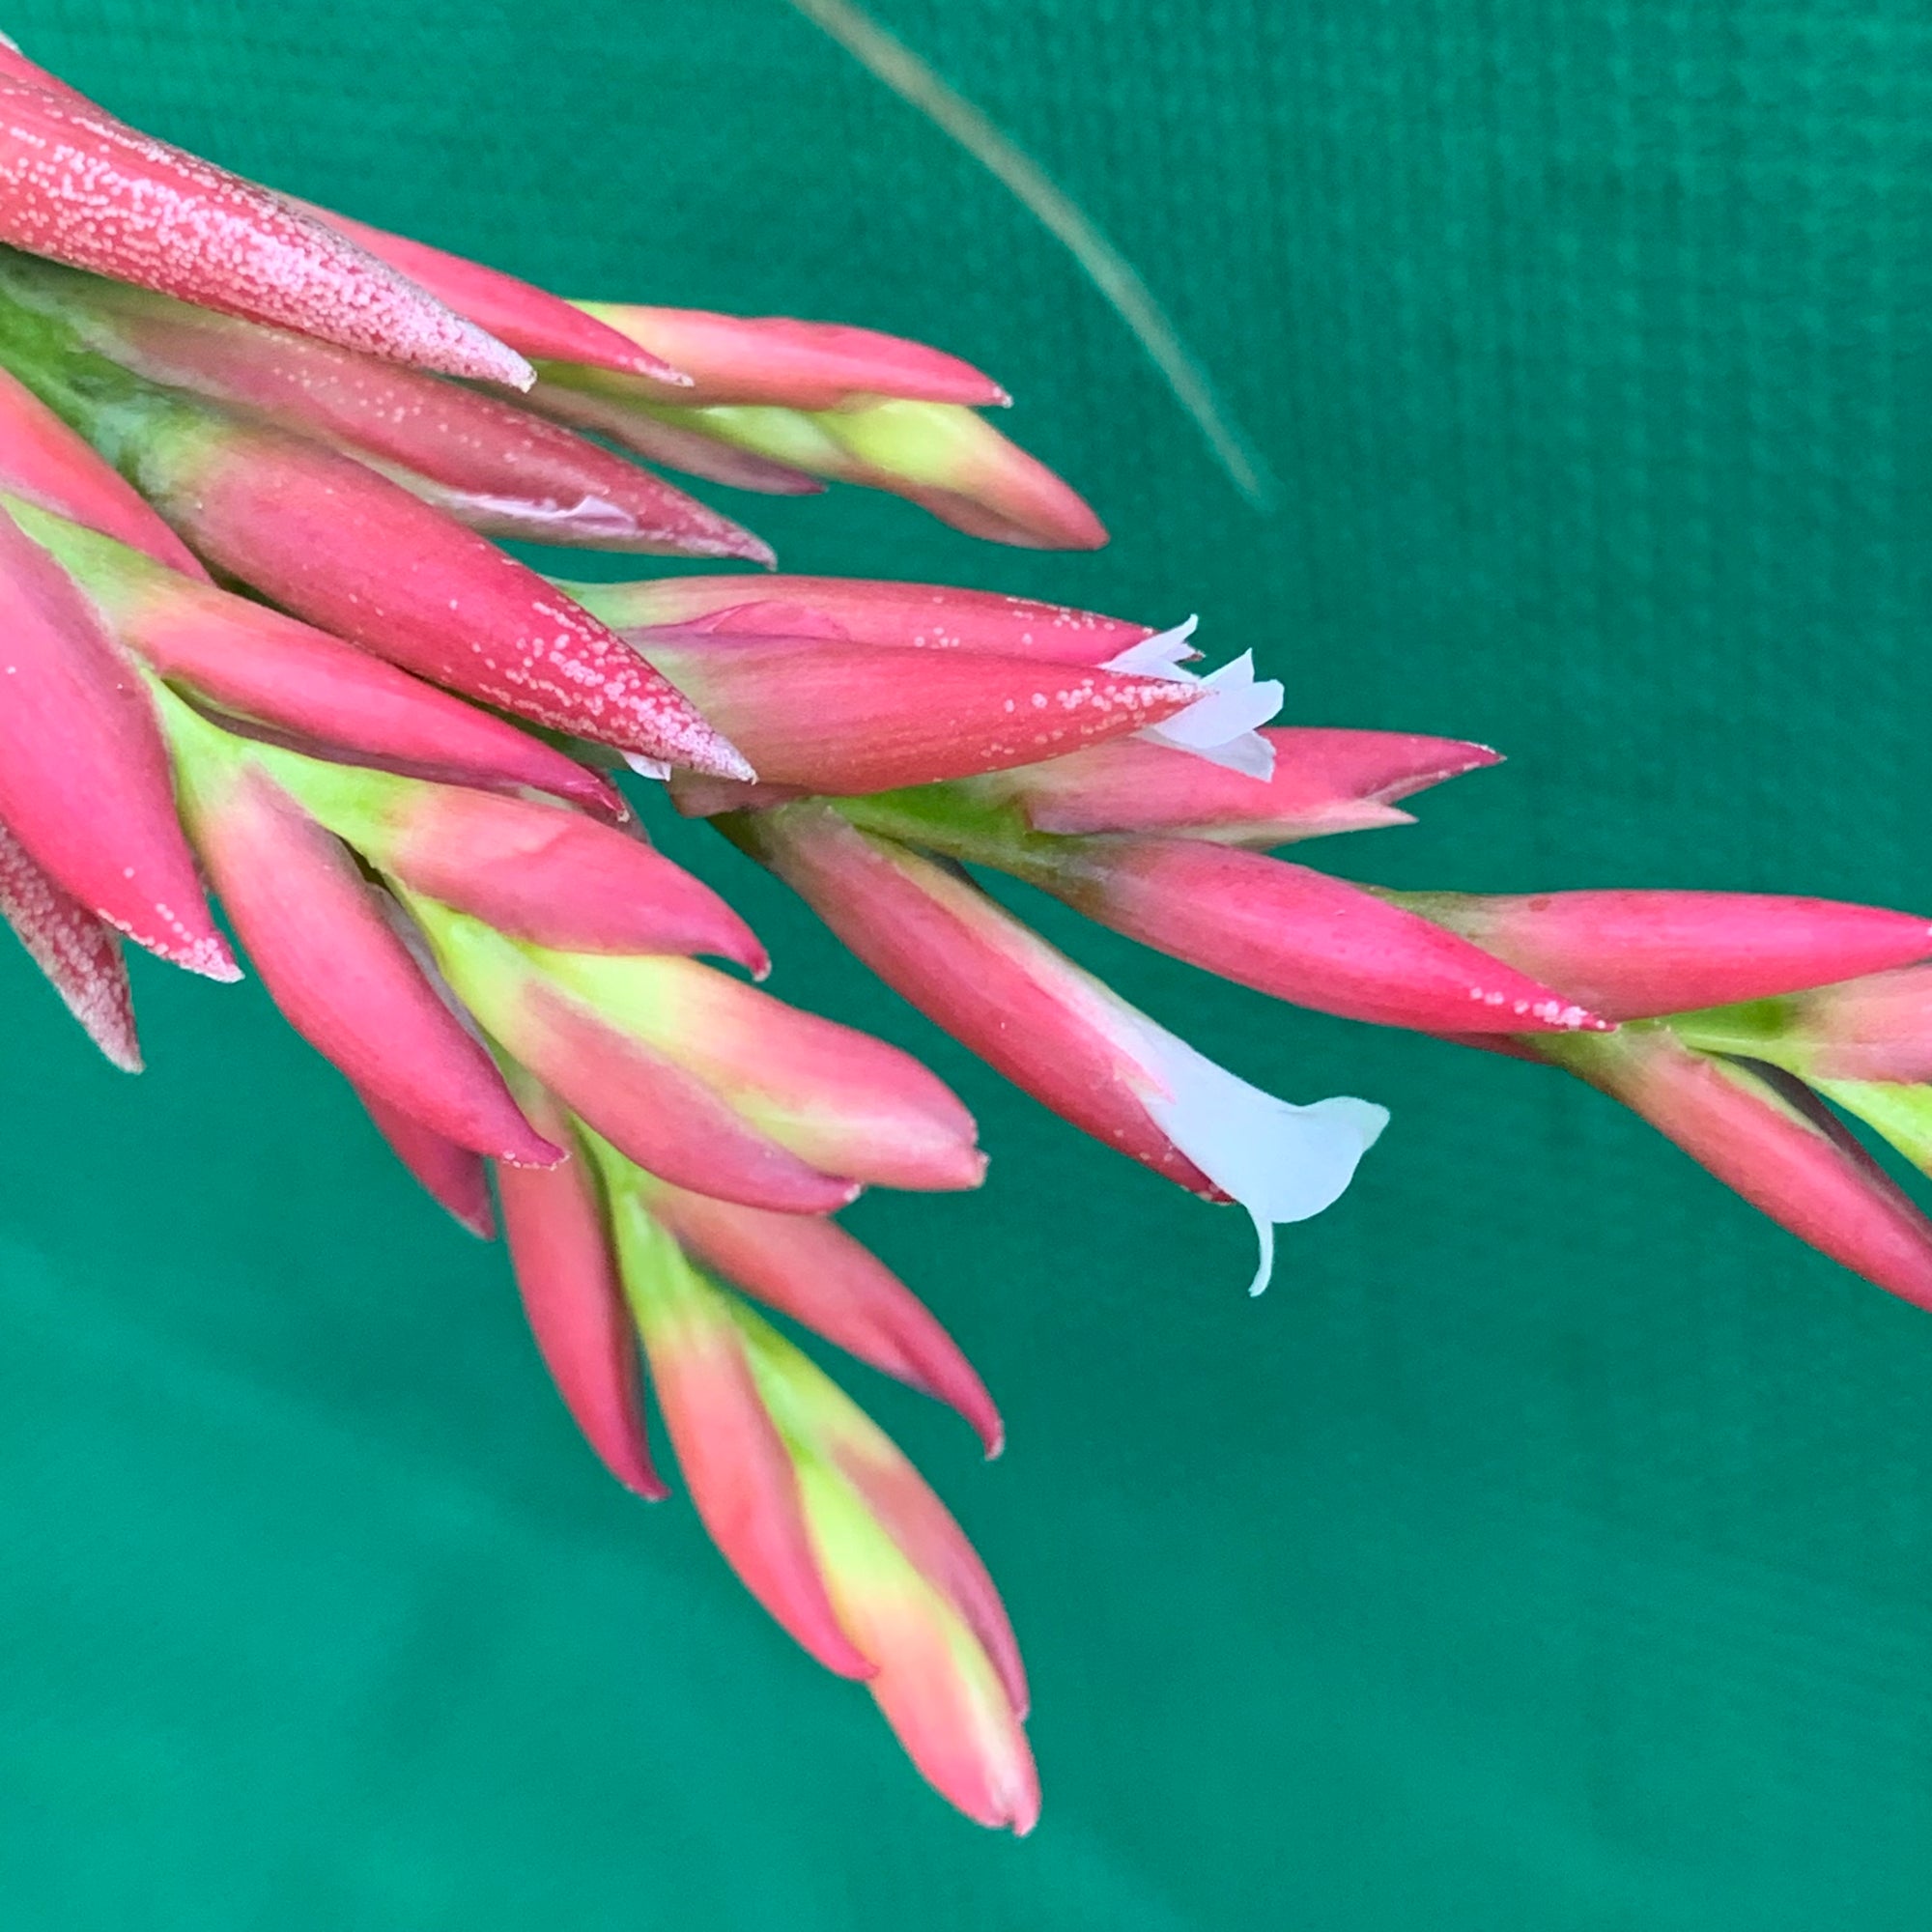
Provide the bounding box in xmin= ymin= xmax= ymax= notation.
xmin=2 ymin=3 xmax=1930 ymax=1926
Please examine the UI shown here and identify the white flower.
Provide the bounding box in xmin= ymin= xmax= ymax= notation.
xmin=1103 ymin=617 xmax=1284 ymax=779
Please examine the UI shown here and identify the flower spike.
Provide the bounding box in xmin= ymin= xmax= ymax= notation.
xmin=604 ymin=1168 xmax=1037 ymax=1829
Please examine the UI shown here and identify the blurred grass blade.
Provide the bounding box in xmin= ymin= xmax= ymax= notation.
xmin=785 ymin=0 xmax=1273 ymax=509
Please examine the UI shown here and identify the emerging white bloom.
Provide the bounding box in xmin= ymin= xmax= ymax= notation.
xmin=1104 ymin=617 xmax=1284 ymax=779
xmin=1048 ymin=947 xmax=1387 ymax=1294
xmin=1110 ymin=1002 xmax=1388 ymax=1293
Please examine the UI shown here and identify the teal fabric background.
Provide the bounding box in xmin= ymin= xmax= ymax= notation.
xmin=3 ymin=2 xmax=1930 ymax=1924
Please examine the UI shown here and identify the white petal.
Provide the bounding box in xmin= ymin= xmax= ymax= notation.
xmin=1101 ymin=614 xmax=1200 ymax=676
xmin=622 ymin=752 xmax=672 ymax=781
xmin=1107 ymin=633 xmax=1286 ymax=775
xmin=1116 ymin=1009 xmax=1388 ymax=1294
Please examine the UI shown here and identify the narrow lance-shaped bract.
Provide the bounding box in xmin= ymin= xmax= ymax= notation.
xmin=549 ymin=298 xmax=1008 ymax=410
xmin=25 ymin=262 xmax=769 ymax=557
xmin=633 ymin=1169 xmax=1003 ymax=1456
xmin=0 ymin=816 xmax=140 ymax=1070
xmin=159 ymin=693 xmax=560 ymax=1167
xmin=540 ymin=392 xmax=1107 ymax=550
xmin=1387 ymin=888 xmax=1932 ymax=1022
xmin=1531 ymin=1025 xmax=1932 ymax=1312
xmin=0 ymin=502 xmax=231 ymax=977
xmin=561 ymin=573 xmax=1157 ymax=663
xmin=0 ymin=67 xmax=532 ymax=382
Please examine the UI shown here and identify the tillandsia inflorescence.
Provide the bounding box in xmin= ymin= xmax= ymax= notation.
xmin=3 ymin=37 xmax=1932 ymax=1833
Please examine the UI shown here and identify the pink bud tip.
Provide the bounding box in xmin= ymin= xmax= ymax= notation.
xmin=0 ymin=816 xmax=140 ymax=1070
xmin=1000 ymin=728 xmax=1500 ymax=841
xmin=1395 ymin=889 xmax=1932 ymax=1021
xmin=0 ymin=78 xmax=531 ymax=384
xmin=646 ymin=1179 xmax=1004 ymax=1456
xmin=293 ymin=200 xmax=691 ymax=384
xmin=566 ymin=302 xmax=1009 ymax=411
xmin=0 ymin=508 xmax=231 ymax=977
xmin=355 ymin=1085 xmax=495 ymax=1239
xmin=1543 ymin=1027 xmax=1932 ymax=1312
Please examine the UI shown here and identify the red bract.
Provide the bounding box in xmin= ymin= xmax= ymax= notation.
xmin=55 ymin=277 xmax=769 ymax=556
xmin=634 ymin=632 xmax=1199 ymax=794
xmin=340 ymin=781 xmax=768 ymax=972
xmin=294 ymin=199 xmax=689 ymax=383
xmin=639 ymin=1171 xmax=1003 ymax=1457
xmin=410 ymin=902 xmax=860 ymax=1213
xmin=0 ymin=76 xmax=531 ymax=384
xmin=11 ymin=498 xmax=619 ymax=810
xmin=131 ymin=411 xmax=754 ymax=776
xmin=1038 ymin=838 xmax=1607 ymax=1034
xmin=568 ymin=572 xmax=1156 ymax=662
xmin=555 ymin=302 xmax=1007 ymax=410
xmin=1538 ymin=1027 xmax=1932 ymax=1312
xmin=0 ymin=505 xmax=231 ymax=977
xmin=168 ymin=736 xmax=557 ymax=1166
xmin=355 ymin=1084 xmax=494 ymax=1239
xmin=0 ymin=816 xmax=140 ymax=1070
xmin=496 ymin=1075 xmax=668 ymax=1498
xmin=989 ymin=727 xmax=1501 ymax=841
xmin=1392 ymin=888 xmax=1932 ymax=1021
